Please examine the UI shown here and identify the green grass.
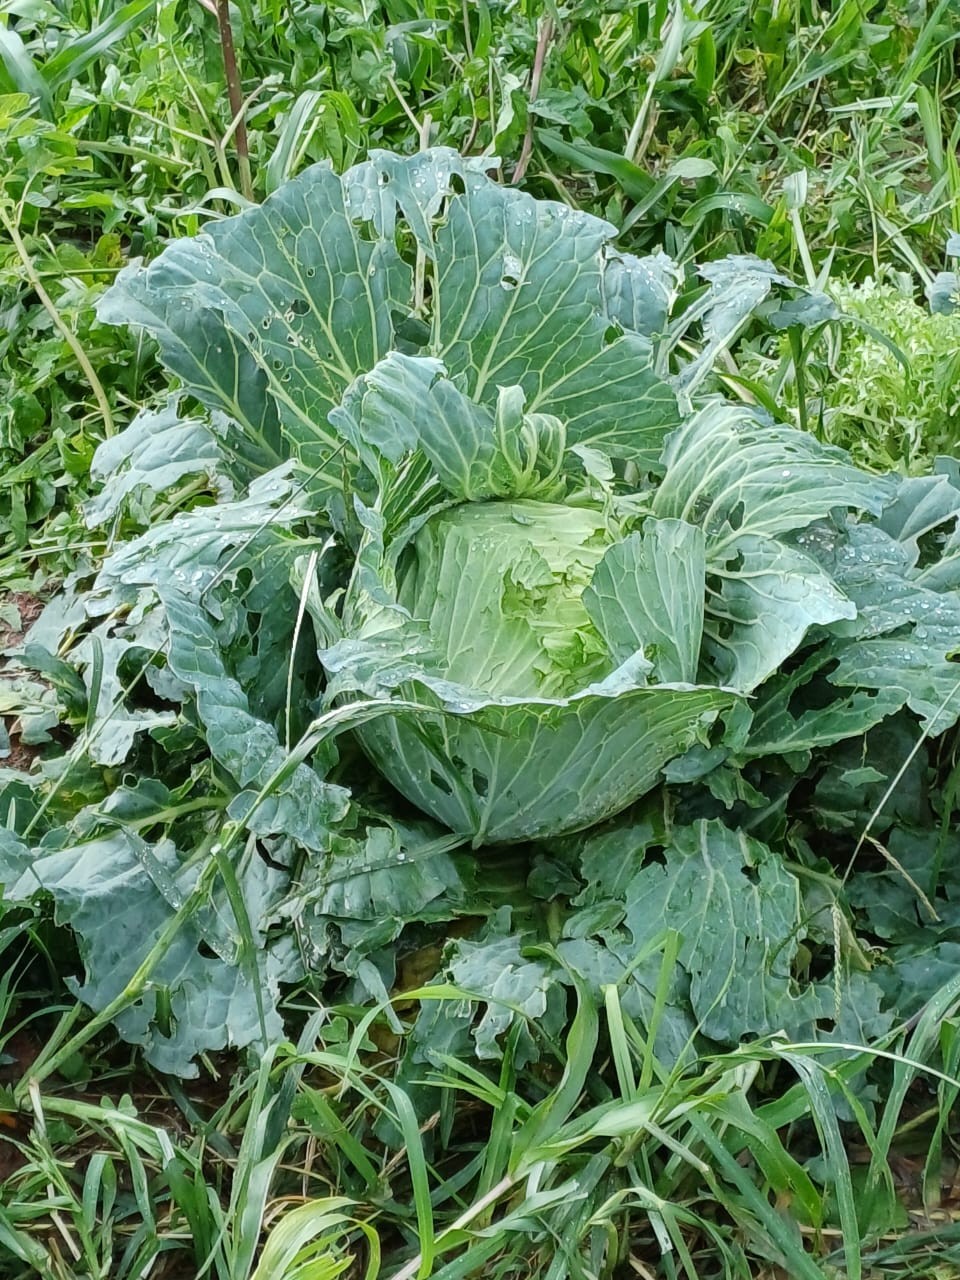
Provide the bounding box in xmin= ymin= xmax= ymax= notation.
xmin=738 ymin=271 xmax=960 ymax=473
xmin=4 ymin=1 xmax=960 ymax=1278
xmin=4 ymin=981 xmax=960 ymax=1278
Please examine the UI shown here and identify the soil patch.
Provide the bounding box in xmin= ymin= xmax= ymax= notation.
xmin=0 ymin=591 xmax=46 ymax=653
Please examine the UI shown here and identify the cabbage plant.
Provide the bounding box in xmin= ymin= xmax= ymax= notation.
xmin=98 ymin=149 xmax=893 ymax=847
xmin=10 ymin=150 xmax=960 ymax=1078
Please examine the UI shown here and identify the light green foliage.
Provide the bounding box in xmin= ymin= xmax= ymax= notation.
xmin=743 ymin=274 xmax=960 ymax=474
xmin=824 ymin=276 xmax=960 ymax=469
xmin=397 ymin=500 xmax=614 ymax=700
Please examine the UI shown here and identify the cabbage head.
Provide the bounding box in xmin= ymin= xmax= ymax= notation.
xmin=395 ymin=499 xmax=614 ymax=700
xmin=322 ymin=503 xmax=733 ymax=845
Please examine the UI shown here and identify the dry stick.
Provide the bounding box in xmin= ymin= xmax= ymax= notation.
xmin=512 ymin=15 xmax=554 ymax=184
xmin=215 ymin=0 xmax=253 ymax=201
xmin=385 ymin=72 xmax=425 ymax=136
xmin=462 ymin=112 xmax=480 ymax=154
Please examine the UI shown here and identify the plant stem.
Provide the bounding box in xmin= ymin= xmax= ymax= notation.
xmin=512 ymin=15 xmax=553 ymax=184
xmin=215 ymin=0 xmax=253 ymax=201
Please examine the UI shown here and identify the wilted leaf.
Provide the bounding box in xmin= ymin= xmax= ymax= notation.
xmin=7 ymin=831 xmax=295 ymax=1075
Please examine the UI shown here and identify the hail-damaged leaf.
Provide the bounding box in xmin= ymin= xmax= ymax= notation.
xmin=98 ymin=149 xmax=679 ymax=478
xmin=618 ymin=819 xmax=821 ymax=1042
xmin=4 ymin=831 xmax=294 ymax=1076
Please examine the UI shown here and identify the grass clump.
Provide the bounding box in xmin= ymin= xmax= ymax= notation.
xmin=822 ymin=276 xmax=960 ymax=471
xmin=741 ymin=273 xmax=960 ymax=474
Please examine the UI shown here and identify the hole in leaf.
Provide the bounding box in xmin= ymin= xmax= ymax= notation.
xmin=394 ymin=311 xmax=431 ymax=349
xmin=429 ymin=769 xmax=453 ymax=795
xmin=786 ymin=660 xmax=840 ymax=718
xmin=290 ymin=298 xmax=309 ymax=316
xmin=257 ymin=841 xmax=288 ymax=872
xmin=471 ymin=769 xmax=488 ymax=797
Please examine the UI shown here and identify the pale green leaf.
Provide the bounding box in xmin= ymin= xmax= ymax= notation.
xmin=71 ymin=627 xmax=177 ymax=766
xmin=814 ymin=521 xmax=960 ymax=735
xmin=704 ymin=534 xmax=855 ymax=690
xmin=602 ymin=249 xmax=681 ymax=339
xmin=652 ymin=404 xmax=893 ymax=549
xmin=85 ymin=397 xmax=227 ymax=529
xmin=93 ymin=463 xmax=316 ymax=606
xmin=738 ymin=649 xmax=905 ymax=760
xmin=430 ymin=171 xmax=677 ymax=461
xmin=927 ymin=271 xmax=960 ymax=314
xmin=648 ymin=407 xmax=888 ymax=690
xmin=330 ymin=352 xmax=508 ymax=500
xmin=583 ymin=519 xmax=705 ymax=683
xmin=278 ymin=819 xmax=473 ymax=968
xmin=159 ymin=588 xmax=349 ymax=851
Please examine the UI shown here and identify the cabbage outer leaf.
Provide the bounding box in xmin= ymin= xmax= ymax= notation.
xmin=583 ymin=519 xmax=705 ymax=683
xmin=98 ymin=149 xmax=678 ymax=478
xmin=652 ymin=403 xmax=895 ymax=689
xmin=322 ymin=634 xmax=735 ymax=845
xmin=653 ymin=403 xmax=893 ymax=545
